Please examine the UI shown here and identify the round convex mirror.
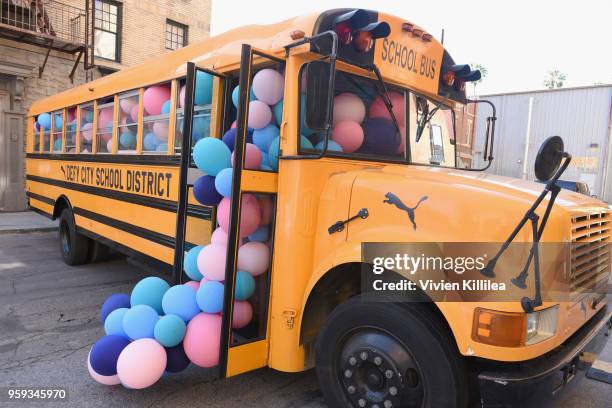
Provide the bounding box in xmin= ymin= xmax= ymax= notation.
xmin=534 ymin=135 xmax=564 ymax=181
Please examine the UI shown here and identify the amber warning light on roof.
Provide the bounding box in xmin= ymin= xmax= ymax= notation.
xmin=332 ymin=9 xmax=391 ymax=53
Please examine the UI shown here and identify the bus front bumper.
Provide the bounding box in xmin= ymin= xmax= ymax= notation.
xmin=477 ymin=305 xmax=611 ymax=408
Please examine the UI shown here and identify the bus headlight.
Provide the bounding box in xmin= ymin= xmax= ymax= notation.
xmin=472 ymin=306 xmax=558 ymax=347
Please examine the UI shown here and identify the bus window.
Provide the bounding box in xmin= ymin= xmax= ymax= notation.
xmin=410 ymin=95 xmax=455 ymax=167
xmin=117 ymin=91 xmax=139 ymax=153
xmin=79 ymin=103 xmax=94 ymax=153
xmin=299 ymin=68 xmax=407 ymax=160
xmin=51 ymin=110 xmax=63 ymax=153
xmin=38 ymin=112 xmax=51 ymax=152
xmin=32 ymin=115 xmax=44 ymax=152
xmin=65 ymin=107 xmax=77 ymax=153
xmin=142 ymin=82 xmax=171 ymax=154
xmin=175 ymin=73 xmax=216 ymax=157
xmin=97 ymin=97 xmax=115 ymax=153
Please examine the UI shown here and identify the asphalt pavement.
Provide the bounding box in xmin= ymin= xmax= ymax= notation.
xmin=0 ymin=231 xmax=610 ymax=407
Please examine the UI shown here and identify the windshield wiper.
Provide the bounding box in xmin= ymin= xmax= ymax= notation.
xmin=367 ymin=64 xmax=401 ymax=137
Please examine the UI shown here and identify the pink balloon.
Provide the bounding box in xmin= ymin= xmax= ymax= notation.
xmin=67 ymin=109 xmax=76 ymax=123
xmin=247 ymin=101 xmax=271 ymax=129
xmin=101 ymin=132 xmax=113 ymax=143
xmin=153 ymin=121 xmax=169 ymax=141
xmin=116 ymin=339 xmax=166 ymax=389
xmin=258 ymin=196 xmax=273 ymax=225
xmin=368 ymin=92 xmax=405 ymax=123
xmin=197 ymin=244 xmax=227 ymax=281
xmin=232 ymin=143 xmax=262 ymax=169
xmin=217 ymin=195 xmax=261 ymax=237
xmin=332 ymin=120 xmax=364 ymax=153
xmin=143 ymin=85 xmax=171 ymax=116
xmin=87 ymin=351 xmax=120 ymax=386
xmin=81 ymin=122 xmax=94 ymax=141
xmin=98 ymin=107 xmax=114 ymax=127
xmin=230 ymin=120 xmax=237 ymax=129
xmin=237 ymin=242 xmax=270 ymax=276
xmin=199 ymin=277 xmax=211 ymax=287
xmin=130 ymin=105 xmax=140 ymax=123
xmin=106 ymin=139 xmax=113 ymax=153
xmin=252 ymin=69 xmax=284 ymax=105
xmin=232 ymin=301 xmax=253 ymax=329
xmin=185 ymin=280 xmax=200 ymax=290
xmin=120 ymin=98 xmax=137 ymax=115
xmin=333 ymin=93 xmax=366 ymax=125
xmin=210 ymin=227 xmax=228 ymax=245
xmin=179 ymin=85 xmax=186 ymax=108
xmin=184 ymin=313 xmax=221 ymax=367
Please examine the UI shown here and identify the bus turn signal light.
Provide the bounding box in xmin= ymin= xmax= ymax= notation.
xmin=472 ymin=308 xmax=527 ymax=347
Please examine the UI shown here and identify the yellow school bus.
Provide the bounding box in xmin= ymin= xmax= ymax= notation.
xmin=26 ymin=8 xmax=611 ymax=407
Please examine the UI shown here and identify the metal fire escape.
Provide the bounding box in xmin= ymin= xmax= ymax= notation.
xmin=0 ymin=0 xmax=95 ymax=82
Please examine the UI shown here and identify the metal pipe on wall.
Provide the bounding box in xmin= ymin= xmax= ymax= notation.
xmin=522 ymin=96 xmax=534 ymax=180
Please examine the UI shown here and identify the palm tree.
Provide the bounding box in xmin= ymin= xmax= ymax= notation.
xmin=471 ymin=64 xmax=488 ymax=96
xmin=543 ymin=70 xmax=566 ymax=89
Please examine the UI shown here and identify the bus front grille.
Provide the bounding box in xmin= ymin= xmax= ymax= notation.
xmin=570 ymin=210 xmax=611 ymax=303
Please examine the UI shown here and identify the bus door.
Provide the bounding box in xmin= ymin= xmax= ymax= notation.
xmin=175 ymin=46 xmax=283 ymax=379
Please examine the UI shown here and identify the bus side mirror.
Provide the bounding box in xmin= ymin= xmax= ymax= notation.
xmin=304 ymin=61 xmax=332 ymax=131
xmin=534 ymin=136 xmax=565 ymax=181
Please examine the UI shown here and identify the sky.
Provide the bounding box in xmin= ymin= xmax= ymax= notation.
xmin=210 ymin=0 xmax=612 ymax=95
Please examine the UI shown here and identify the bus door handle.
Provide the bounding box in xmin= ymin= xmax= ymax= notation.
xmin=328 ymin=208 xmax=369 ymax=235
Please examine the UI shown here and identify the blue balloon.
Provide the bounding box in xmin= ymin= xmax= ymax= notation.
xmin=100 ymin=293 xmax=131 ymax=322
xmin=196 ymin=281 xmax=224 ymax=313
xmin=268 ymin=136 xmax=280 ymax=171
xmin=273 ymin=100 xmax=283 ymax=125
xmin=250 ymin=87 xmax=257 ymax=101
xmin=248 ymin=226 xmax=270 ymax=243
xmin=195 ymin=71 xmax=214 ymax=105
xmin=130 ymin=276 xmax=170 ymax=314
xmin=104 ymin=308 xmax=129 ymax=339
xmin=192 ymin=115 xmax=210 ymax=141
xmin=231 ymin=85 xmax=257 ymax=108
xmin=161 ymin=100 xmax=172 ymax=115
xmin=154 ymin=314 xmax=186 ymax=347
xmin=119 ymin=130 xmax=136 ymax=149
xmin=183 ymin=246 xmax=203 ymax=280
xmin=215 ymin=167 xmax=233 ymax=198
xmin=143 ymin=132 xmax=161 ymax=151
xmin=162 ymin=285 xmax=200 ymax=322
xmin=54 ymin=114 xmax=63 ymax=130
xmin=300 ymin=135 xmax=314 ymax=150
xmin=221 ymin=127 xmax=253 ymax=152
xmin=193 ymin=175 xmax=222 ymax=206
xmin=156 ymin=143 xmax=168 ymax=152
xmin=53 ymin=139 xmax=62 ymax=152
xmin=165 ymin=344 xmax=190 ymax=373
xmin=192 ymin=137 xmax=231 ymax=176
xmin=37 ymin=113 xmax=51 ymax=130
xmin=122 ymin=304 xmax=159 ymax=340
xmin=90 ymin=335 xmax=130 ymax=376
xmin=315 ymin=139 xmax=343 ymax=152
xmin=260 ymin=152 xmax=269 ymax=167
xmin=85 ymin=110 xmax=94 ymax=123
xmin=234 ymin=271 xmax=255 ymax=301
xmin=299 ymin=94 xmax=316 ymax=136
xmin=253 ymin=125 xmax=279 ymax=153
xmin=260 ymin=164 xmax=273 ymax=171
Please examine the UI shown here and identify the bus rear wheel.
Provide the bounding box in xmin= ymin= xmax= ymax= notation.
xmin=59 ymin=208 xmax=90 ymax=266
xmin=315 ymin=296 xmax=467 ymax=408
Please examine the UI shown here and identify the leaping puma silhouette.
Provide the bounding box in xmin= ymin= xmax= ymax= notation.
xmin=383 ymin=192 xmax=428 ymax=230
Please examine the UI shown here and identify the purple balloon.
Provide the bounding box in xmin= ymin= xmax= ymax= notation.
xmin=359 ymin=118 xmax=400 ymax=155
xmin=165 ymin=343 xmax=190 ymax=373
xmin=193 ymin=175 xmax=222 ymax=206
xmin=100 ymin=293 xmax=130 ymax=323
xmin=222 ymin=128 xmax=254 ymax=152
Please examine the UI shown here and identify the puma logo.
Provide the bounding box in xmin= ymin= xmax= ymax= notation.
xmin=383 ymin=192 xmax=428 ymax=230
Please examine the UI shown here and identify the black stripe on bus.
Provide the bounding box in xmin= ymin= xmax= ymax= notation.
xmin=26 ymin=191 xmax=56 ymax=206
xmin=26 ymin=153 xmax=181 ymax=166
xmin=73 ymin=207 xmax=176 ymax=249
xmin=26 ymin=174 xmax=212 ymax=220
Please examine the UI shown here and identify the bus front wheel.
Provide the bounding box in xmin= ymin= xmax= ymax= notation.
xmin=59 ymin=209 xmax=90 ymax=266
xmin=315 ymin=296 xmax=468 ymax=408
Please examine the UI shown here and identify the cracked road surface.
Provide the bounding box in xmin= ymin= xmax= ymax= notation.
xmin=0 ymin=232 xmax=610 ymax=407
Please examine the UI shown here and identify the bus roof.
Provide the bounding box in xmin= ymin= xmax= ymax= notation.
xmin=30 ymin=10 xmax=450 ymax=115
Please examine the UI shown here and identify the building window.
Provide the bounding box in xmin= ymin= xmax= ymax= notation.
xmin=94 ymin=0 xmax=121 ymax=62
xmin=166 ymin=19 xmax=187 ymax=50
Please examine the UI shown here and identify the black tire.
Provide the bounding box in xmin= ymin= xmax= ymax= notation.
xmin=88 ymin=240 xmax=113 ymax=263
xmin=315 ymin=296 xmax=468 ymax=408
xmin=59 ymin=208 xmax=90 ymax=266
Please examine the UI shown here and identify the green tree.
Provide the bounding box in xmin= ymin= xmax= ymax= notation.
xmin=543 ymin=70 xmax=566 ymax=89
xmin=471 ymin=63 xmax=488 ymax=96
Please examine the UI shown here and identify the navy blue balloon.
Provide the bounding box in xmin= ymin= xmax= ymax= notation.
xmin=165 ymin=343 xmax=190 ymax=373
xmin=359 ymin=118 xmax=400 ymax=155
xmin=221 ymin=127 xmax=254 ymax=152
xmin=90 ymin=335 xmax=130 ymax=376
xmin=193 ymin=175 xmax=222 ymax=206
xmin=100 ymin=293 xmax=130 ymax=323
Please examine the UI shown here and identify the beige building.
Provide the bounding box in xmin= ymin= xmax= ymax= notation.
xmin=0 ymin=0 xmax=211 ymax=211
